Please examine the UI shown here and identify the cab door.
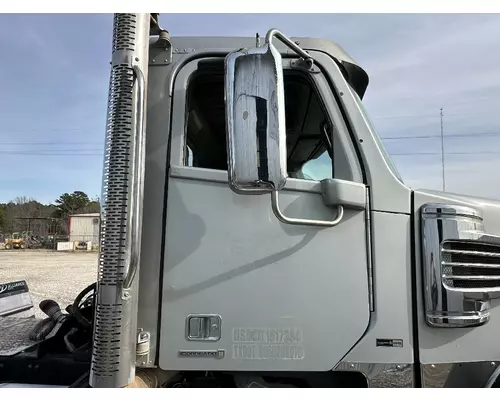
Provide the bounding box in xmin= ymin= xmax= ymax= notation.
xmin=158 ymin=54 xmax=371 ymax=372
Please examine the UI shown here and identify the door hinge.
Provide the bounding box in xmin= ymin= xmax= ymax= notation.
xmin=149 ymin=30 xmax=173 ymax=65
xmin=365 ymin=187 xmax=375 ymax=312
xmin=136 ymin=329 xmax=153 ymax=367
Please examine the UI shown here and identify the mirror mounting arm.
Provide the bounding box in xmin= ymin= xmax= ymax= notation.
xmin=271 ymin=191 xmax=344 ymax=227
xmin=265 ymin=28 xmax=314 ymax=68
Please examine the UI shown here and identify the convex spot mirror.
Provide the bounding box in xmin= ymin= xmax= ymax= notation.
xmin=224 ymin=37 xmax=288 ymax=195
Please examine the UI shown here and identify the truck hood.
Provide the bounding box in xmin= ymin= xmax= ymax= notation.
xmin=414 ymin=188 xmax=500 ymax=235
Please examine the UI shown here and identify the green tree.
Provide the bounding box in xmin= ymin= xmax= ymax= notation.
xmin=0 ymin=203 xmax=5 ymax=233
xmin=54 ymin=191 xmax=91 ymax=218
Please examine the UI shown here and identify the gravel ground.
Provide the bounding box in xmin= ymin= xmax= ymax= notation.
xmin=0 ymin=250 xmax=98 ymax=319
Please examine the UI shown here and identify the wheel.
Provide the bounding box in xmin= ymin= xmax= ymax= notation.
xmin=5 ymin=244 xmax=11 ymax=250
xmin=20 ymin=244 xmax=25 ymax=249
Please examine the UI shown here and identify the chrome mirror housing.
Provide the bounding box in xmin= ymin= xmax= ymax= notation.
xmin=224 ymin=38 xmax=287 ymax=195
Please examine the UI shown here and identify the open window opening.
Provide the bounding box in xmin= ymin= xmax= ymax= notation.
xmin=184 ymin=60 xmax=334 ymax=181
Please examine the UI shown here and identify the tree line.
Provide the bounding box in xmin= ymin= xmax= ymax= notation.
xmin=0 ymin=191 xmax=100 ymax=238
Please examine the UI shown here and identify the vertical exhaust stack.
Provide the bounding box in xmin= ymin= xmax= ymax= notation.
xmin=90 ymin=13 xmax=150 ymax=388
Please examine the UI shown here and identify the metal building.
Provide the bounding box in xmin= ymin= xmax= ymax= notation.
xmin=68 ymin=213 xmax=100 ymax=244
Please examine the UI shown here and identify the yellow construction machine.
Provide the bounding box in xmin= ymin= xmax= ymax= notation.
xmin=3 ymin=232 xmax=26 ymax=250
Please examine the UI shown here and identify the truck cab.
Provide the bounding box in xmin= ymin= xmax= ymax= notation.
xmin=1 ymin=13 xmax=500 ymax=389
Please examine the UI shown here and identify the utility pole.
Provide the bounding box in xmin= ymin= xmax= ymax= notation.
xmin=440 ymin=108 xmax=445 ymax=191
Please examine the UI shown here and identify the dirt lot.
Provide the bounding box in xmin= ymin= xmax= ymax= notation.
xmin=0 ymin=250 xmax=98 ymax=319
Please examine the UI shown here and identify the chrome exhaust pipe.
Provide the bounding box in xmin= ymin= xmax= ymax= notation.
xmin=90 ymin=13 xmax=150 ymax=388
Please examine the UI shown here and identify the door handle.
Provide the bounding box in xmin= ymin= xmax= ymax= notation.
xmin=271 ymin=191 xmax=344 ymax=227
xmin=270 ymin=178 xmax=366 ymax=227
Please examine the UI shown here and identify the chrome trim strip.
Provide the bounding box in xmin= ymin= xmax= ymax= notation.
xmin=443 ymin=262 xmax=500 ymax=268
xmin=442 ymin=249 xmax=500 ymax=258
xmin=443 ymin=275 xmax=500 ymax=280
xmin=421 ymin=204 xmax=482 ymax=219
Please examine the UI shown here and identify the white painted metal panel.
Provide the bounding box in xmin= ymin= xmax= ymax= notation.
xmin=69 ymin=216 xmax=99 ymax=243
xmin=159 ymin=173 xmax=370 ymax=371
xmin=343 ymin=211 xmax=414 ymax=364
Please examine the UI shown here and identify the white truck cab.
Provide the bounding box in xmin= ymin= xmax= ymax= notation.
xmin=1 ymin=13 xmax=500 ymax=389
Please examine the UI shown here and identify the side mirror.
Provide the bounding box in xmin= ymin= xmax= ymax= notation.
xmin=224 ymin=36 xmax=287 ymax=195
xmin=223 ymin=31 xmax=343 ymax=228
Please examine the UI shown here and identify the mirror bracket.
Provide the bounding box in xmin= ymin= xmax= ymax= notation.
xmin=271 ymin=191 xmax=344 ymax=227
xmin=265 ymin=29 xmax=313 ymax=67
xmin=290 ymin=59 xmax=320 ymax=74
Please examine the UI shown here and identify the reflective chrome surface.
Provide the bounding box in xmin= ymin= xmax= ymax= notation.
xmin=271 ymin=191 xmax=344 ymax=227
xmin=224 ymin=37 xmax=287 ymax=195
xmin=422 ymin=361 xmax=500 ymax=388
xmin=421 ymin=203 xmax=500 ymax=328
xmin=185 ymin=314 xmax=222 ymax=341
xmin=334 ymin=362 xmax=414 ymax=388
xmin=123 ymin=64 xmax=147 ymax=291
xmin=91 ymin=13 xmax=151 ymax=388
xmin=265 ymin=29 xmax=313 ymax=65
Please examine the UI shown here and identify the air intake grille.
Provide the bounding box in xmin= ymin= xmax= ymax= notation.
xmin=441 ymin=240 xmax=500 ymax=290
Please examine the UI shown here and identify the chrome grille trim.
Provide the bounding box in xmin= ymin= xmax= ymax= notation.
xmin=443 ymin=262 xmax=500 ymax=269
xmin=441 ymin=240 xmax=500 ymax=291
xmin=421 ymin=203 xmax=500 ymax=328
xmin=442 ymin=249 xmax=500 ymax=259
xmin=443 ymin=275 xmax=500 ymax=281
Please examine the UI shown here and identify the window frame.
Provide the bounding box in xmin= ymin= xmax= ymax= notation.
xmin=168 ymin=56 xmax=364 ymax=190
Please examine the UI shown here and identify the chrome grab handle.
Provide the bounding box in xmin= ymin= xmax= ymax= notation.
xmin=271 ymin=191 xmax=343 ymax=227
xmin=123 ymin=65 xmax=146 ymax=291
xmin=265 ymin=28 xmax=313 ymax=66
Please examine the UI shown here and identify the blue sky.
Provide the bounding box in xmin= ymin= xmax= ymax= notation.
xmin=0 ymin=13 xmax=499 ymax=204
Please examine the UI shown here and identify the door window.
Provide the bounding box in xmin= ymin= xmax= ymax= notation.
xmin=184 ymin=67 xmax=334 ymax=181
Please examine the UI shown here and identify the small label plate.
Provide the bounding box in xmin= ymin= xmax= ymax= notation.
xmin=376 ymin=338 xmax=403 ymax=348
